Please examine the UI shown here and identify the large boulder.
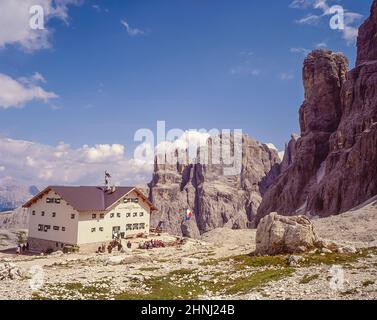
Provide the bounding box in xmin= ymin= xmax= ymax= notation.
xmin=255 ymin=213 xmax=319 ymax=255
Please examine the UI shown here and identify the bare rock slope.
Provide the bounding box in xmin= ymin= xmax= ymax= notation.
xmin=257 ymin=0 xmax=377 ymax=222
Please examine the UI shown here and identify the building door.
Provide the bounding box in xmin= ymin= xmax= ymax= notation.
xmin=112 ymin=226 xmax=121 ymax=239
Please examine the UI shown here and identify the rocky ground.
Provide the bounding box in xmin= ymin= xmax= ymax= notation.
xmin=0 ymin=200 xmax=376 ymax=300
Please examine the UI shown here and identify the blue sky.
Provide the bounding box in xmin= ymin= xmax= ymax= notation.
xmin=0 ymin=0 xmax=373 ymax=186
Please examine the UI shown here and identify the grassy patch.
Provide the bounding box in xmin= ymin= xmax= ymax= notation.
xmin=116 ymin=266 xmax=294 ymax=300
xmin=299 ymin=274 xmax=320 ymax=284
xmin=231 ymin=254 xmax=288 ymax=270
xmin=202 ymin=248 xmax=377 ymax=270
xmin=224 ymin=268 xmax=294 ymax=295
xmin=32 ymin=281 xmax=112 ymax=300
xmin=116 ymin=272 xmax=203 ymax=300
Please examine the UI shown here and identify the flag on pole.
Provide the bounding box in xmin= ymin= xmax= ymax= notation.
xmin=105 ymin=171 xmax=111 ymax=178
xmin=185 ymin=208 xmax=193 ymax=221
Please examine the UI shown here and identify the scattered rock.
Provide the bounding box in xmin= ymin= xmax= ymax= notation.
xmin=50 ymin=250 xmax=64 ymax=257
xmin=106 ymin=256 xmax=125 ymax=266
xmin=288 ymin=255 xmax=304 ymax=267
xmin=255 ymin=213 xmax=319 ymax=255
xmin=340 ymin=246 xmax=357 ymax=254
xmin=0 ymin=263 xmax=24 ymax=281
xmin=121 ymin=254 xmax=151 ymax=265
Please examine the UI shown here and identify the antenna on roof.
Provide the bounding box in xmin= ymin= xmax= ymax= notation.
xmin=104 ymin=171 xmax=111 ymax=191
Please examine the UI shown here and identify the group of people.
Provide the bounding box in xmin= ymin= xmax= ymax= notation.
xmin=96 ymin=238 xmax=166 ymax=253
xmin=96 ymin=239 xmax=133 ymax=254
xmin=16 ymin=243 xmax=29 ymax=255
xmin=138 ymin=239 xmax=165 ymax=250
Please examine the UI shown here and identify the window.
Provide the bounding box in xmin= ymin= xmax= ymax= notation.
xmin=133 ymin=212 xmax=137 ymax=217
xmin=117 ymin=213 xmax=121 ymax=218
xmin=32 ymin=211 xmax=36 ymax=216
xmin=62 ymin=227 xmax=66 ymax=232
xmin=140 ymin=212 xmax=144 ymax=217
xmin=41 ymin=211 xmax=45 ymax=217
xmin=92 ymin=214 xmax=97 ymax=219
xmin=38 ymin=224 xmax=43 ymax=231
xmin=126 ymin=224 xmax=132 ymax=231
xmin=131 ymin=198 xmax=139 ymax=203
xmin=110 ymin=213 xmax=114 ymax=218
xmin=100 ymin=213 xmax=104 ymax=219
xmin=132 ymin=223 xmax=139 ymax=230
xmin=139 ymin=223 xmax=145 ymax=229
xmin=47 ymin=198 xmax=60 ymax=204
xmin=53 ymin=226 xmax=59 ymax=231
xmin=91 ymin=228 xmax=96 ymax=233
xmin=126 ymin=212 xmax=131 ymax=217
xmin=44 ymin=225 xmax=49 ymax=232
xmin=52 ymin=212 xmax=56 ymax=218
xmin=56 ymin=242 xmax=59 ymax=248
xmin=99 ymin=227 xmax=104 ymax=232
xmin=71 ymin=214 xmax=75 ymax=219
xmin=123 ymin=198 xmax=131 ymax=203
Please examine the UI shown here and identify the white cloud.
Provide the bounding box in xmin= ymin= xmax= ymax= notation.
xmin=315 ymin=42 xmax=328 ymax=48
xmin=342 ymin=26 xmax=359 ymax=44
xmin=0 ymin=0 xmax=81 ymax=51
xmin=0 ymin=73 xmax=58 ymax=109
xmin=290 ymin=47 xmax=311 ymax=55
xmin=31 ymin=72 xmax=46 ymax=83
xmin=0 ymin=137 xmax=153 ymax=186
xmin=156 ymin=131 xmax=210 ymax=155
xmin=120 ymin=20 xmax=146 ymax=37
xmin=296 ymin=14 xmax=321 ymax=25
xmin=289 ymin=0 xmax=315 ymax=9
xmin=230 ymin=66 xmax=260 ymax=76
xmin=290 ymin=0 xmax=363 ymax=45
xmin=240 ymin=50 xmax=254 ymax=56
xmin=279 ymin=72 xmax=294 ymax=81
xmin=0 ymin=166 xmax=5 ymax=172
xmin=92 ymin=4 xmax=101 ymax=12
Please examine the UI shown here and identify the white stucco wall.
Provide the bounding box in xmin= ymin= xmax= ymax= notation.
xmin=28 ymin=189 xmax=79 ymax=245
xmin=77 ymin=190 xmax=152 ymax=244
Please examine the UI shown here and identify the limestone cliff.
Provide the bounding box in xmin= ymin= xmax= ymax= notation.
xmin=257 ymin=0 xmax=377 ymax=222
xmin=148 ymin=134 xmax=281 ymax=236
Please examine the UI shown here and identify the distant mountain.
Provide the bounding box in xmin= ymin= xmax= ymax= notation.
xmin=0 ymin=178 xmax=39 ymax=212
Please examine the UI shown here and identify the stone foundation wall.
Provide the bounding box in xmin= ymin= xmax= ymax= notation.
xmin=28 ymin=237 xmax=71 ymax=253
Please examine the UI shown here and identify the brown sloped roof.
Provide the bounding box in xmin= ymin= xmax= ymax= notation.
xmin=23 ymin=186 xmax=157 ymax=212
